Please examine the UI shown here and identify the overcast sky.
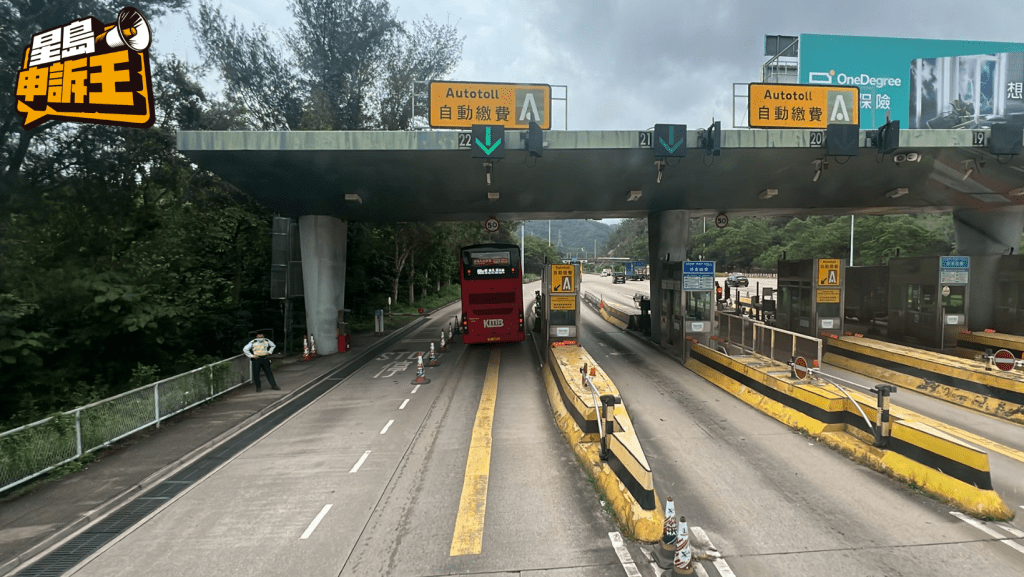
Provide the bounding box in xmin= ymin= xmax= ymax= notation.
xmin=153 ymin=0 xmax=1024 ymax=132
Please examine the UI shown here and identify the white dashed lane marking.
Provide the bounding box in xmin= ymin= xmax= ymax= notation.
xmin=379 ymin=419 xmax=394 ymax=435
xmin=399 ymin=399 xmax=409 ymax=410
xmin=299 ymin=504 xmax=332 ymax=540
xmin=951 ymin=511 xmax=1024 ymax=556
xmin=349 ymin=450 xmax=371 ymax=473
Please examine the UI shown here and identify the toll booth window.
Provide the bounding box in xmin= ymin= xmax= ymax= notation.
xmin=798 ymin=288 xmax=811 ymax=321
xmin=905 ymin=285 xmax=922 ymax=312
xmin=685 ymin=291 xmax=711 ymax=321
xmin=998 ymin=281 xmax=1016 ymax=309
xmin=816 ymin=301 xmax=840 ymax=318
xmin=943 ymin=285 xmax=966 ymax=314
xmin=550 ymin=310 xmax=576 ymax=326
xmin=920 ymin=285 xmax=937 ymax=313
xmin=777 ymin=285 xmax=791 ymax=322
xmin=890 ymin=284 xmax=905 ymax=311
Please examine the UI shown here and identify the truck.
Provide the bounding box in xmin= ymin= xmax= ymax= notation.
xmin=624 ymin=261 xmax=648 ymax=281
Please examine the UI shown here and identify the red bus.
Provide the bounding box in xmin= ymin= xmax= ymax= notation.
xmin=459 ymin=243 xmax=525 ymax=344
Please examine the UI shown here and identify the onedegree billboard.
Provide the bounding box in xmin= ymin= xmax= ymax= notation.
xmin=799 ymin=34 xmax=1024 ymax=129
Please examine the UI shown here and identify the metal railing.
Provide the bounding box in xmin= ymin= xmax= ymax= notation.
xmin=0 ymin=355 xmax=250 ymax=494
xmin=716 ymin=311 xmax=822 ymax=368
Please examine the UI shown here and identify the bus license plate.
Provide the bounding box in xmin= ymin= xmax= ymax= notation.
xmin=483 ymin=319 xmax=504 ymax=328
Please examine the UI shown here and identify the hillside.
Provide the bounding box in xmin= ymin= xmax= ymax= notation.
xmin=523 ymin=220 xmax=613 ymax=259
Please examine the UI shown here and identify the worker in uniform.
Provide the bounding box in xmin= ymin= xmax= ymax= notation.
xmin=243 ymin=331 xmax=280 ymax=392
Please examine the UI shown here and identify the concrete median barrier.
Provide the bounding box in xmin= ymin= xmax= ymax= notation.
xmin=542 ymin=344 xmax=664 ymax=541
xmin=824 ymin=334 xmax=1024 ymax=426
xmin=685 ymin=343 xmax=1012 ymax=520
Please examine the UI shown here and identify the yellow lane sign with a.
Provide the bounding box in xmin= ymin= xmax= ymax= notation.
xmin=748 ymin=83 xmax=859 ymax=129
xmin=818 ymin=259 xmax=841 ymax=286
xmin=429 ymin=81 xmax=551 ymax=129
xmin=550 ymin=264 xmax=575 ymax=293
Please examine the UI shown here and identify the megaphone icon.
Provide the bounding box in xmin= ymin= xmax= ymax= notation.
xmin=97 ymin=7 xmax=151 ymax=52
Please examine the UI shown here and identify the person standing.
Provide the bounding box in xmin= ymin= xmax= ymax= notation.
xmin=243 ymin=331 xmax=280 ymax=392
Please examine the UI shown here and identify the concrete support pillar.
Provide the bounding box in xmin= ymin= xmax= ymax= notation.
xmin=648 ymin=210 xmax=690 ymax=351
xmin=953 ymin=210 xmax=1024 ymax=331
xmin=299 ymin=215 xmax=348 ymax=355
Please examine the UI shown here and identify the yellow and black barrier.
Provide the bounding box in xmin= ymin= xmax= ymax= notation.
xmin=823 ymin=334 xmax=1024 ymax=426
xmin=583 ymin=291 xmax=639 ymax=331
xmin=542 ymin=344 xmax=664 ymax=541
xmin=954 ymin=330 xmax=1024 ymax=361
xmin=685 ymin=343 xmax=1012 ymax=520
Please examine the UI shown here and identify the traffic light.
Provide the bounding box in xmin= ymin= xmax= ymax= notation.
xmin=876 ymin=119 xmax=900 ymax=154
xmin=702 ymin=120 xmax=721 ymax=156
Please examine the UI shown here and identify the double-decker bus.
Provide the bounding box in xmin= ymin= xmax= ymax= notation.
xmin=459 ymin=243 xmax=525 ymax=344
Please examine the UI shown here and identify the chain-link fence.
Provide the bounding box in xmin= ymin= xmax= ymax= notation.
xmin=0 ymin=355 xmax=250 ymax=495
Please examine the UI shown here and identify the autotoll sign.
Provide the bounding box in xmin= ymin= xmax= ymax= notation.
xmin=748 ymin=83 xmax=859 ymax=129
xmin=429 ymin=81 xmax=551 ymax=129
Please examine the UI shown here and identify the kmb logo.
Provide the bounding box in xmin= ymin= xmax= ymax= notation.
xmin=14 ymin=7 xmax=154 ymax=130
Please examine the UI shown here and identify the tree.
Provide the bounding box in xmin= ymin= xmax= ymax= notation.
xmin=524 ymin=235 xmax=562 ymax=275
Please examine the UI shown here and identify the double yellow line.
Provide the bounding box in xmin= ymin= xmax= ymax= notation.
xmin=450 ymin=350 xmax=501 ymax=556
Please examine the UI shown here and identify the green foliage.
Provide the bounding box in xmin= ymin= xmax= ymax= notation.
xmin=523 ymin=235 xmax=563 ymax=274
xmin=604 ymin=219 xmax=648 ymax=259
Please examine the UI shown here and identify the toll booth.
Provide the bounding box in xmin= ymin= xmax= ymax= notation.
xmin=682 ymin=260 xmax=716 ymax=351
xmin=993 ymin=255 xmax=1024 ymax=335
xmin=776 ymin=258 xmax=845 ymax=339
xmin=887 ymin=256 xmax=968 ymax=348
xmin=538 ymin=263 xmax=582 ymax=363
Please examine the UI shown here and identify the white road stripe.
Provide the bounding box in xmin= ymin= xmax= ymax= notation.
xmin=349 ymin=450 xmax=371 ymax=473
xmin=694 ymin=563 xmax=711 ymax=577
xmin=951 ymin=512 xmax=1024 ymax=555
xmin=411 ymin=384 xmax=420 ymax=394
xmin=380 ymin=419 xmax=394 ymax=435
xmin=713 ymin=558 xmax=738 ymax=577
xmin=399 ymin=399 xmax=410 ymax=410
xmin=607 ymin=532 xmax=641 ymax=577
xmin=998 ymin=523 xmax=1024 ymax=538
xmin=299 ymin=504 xmax=332 ymax=540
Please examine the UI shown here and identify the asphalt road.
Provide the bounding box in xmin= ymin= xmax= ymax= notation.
xmin=40 ymin=278 xmax=1024 ymax=577
xmin=61 ymin=304 xmax=653 ymax=577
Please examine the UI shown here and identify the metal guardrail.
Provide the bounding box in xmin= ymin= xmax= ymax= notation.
xmin=0 ymin=355 xmax=250 ymax=494
xmin=716 ymin=311 xmax=822 ymax=368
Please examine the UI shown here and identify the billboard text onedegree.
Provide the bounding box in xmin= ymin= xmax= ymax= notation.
xmin=429 ymin=81 xmax=551 ymax=130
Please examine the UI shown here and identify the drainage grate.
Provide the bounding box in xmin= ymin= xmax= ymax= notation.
xmin=12 ymin=324 xmax=420 ymax=577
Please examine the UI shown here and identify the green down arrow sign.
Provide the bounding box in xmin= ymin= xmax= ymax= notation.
xmin=654 ymin=123 xmax=687 ymax=157
xmin=472 ymin=125 xmax=505 ymax=158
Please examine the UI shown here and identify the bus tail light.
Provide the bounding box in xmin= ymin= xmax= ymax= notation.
xmin=461 ymin=313 xmax=468 ymax=334
xmin=519 ymin=312 xmax=524 ymax=331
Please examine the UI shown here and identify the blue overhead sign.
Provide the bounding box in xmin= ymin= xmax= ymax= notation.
xmin=940 ymin=256 xmax=970 ymax=269
xmin=798 ymin=34 xmax=1024 ymax=130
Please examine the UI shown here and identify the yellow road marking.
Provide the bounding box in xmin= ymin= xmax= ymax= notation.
xmin=450 ymin=349 xmax=500 ymax=556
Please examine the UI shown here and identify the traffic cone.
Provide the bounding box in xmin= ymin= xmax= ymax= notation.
xmin=412 ymin=353 xmax=430 ymax=384
xmin=302 ymin=336 xmax=311 ymax=361
xmin=663 ymin=515 xmax=694 ymax=575
xmin=653 ymin=497 xmax=677 ymax=569
xmin=309 ymin=334 xmax=317 ymax=358
xmin=428 ymin=342 xmax=439 ymax=366
xmin=440 ymin=330 xmax=448 ymax=353
xmin=448 ymin=326 xmax=453 ymax=344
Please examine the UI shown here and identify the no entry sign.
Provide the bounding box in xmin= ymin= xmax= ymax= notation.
xmin=993 ymin=349 xmax=1016 ymax=372
xmin=793 ymin=356 xmax=809 ymax=380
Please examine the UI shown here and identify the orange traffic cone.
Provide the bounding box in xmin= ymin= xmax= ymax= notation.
xmin=302 ymin=336 xmax=311 ymax=361
xmin=428 ymin=342 xmax=439 ymax=366
xmin=412 ymin=353 xmax=430 ymax=384
xmin=653 ymin=497 xmax=677 ymax=569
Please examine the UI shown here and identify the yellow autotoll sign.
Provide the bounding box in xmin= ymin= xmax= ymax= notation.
xmin=817 ymin=289 xmax=840 ymax=303
xmin=550 ymin=264 xmax=575 ymax=293
xmin=748 ymin=83 xmax=859 ymax=129
xmin=429 ymin=81 xmax=551 ymax=129
xmin=549 ymin=295 xmax=576 ymax=311
xmin=818 ymin=259 xmax=841 ymax=286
